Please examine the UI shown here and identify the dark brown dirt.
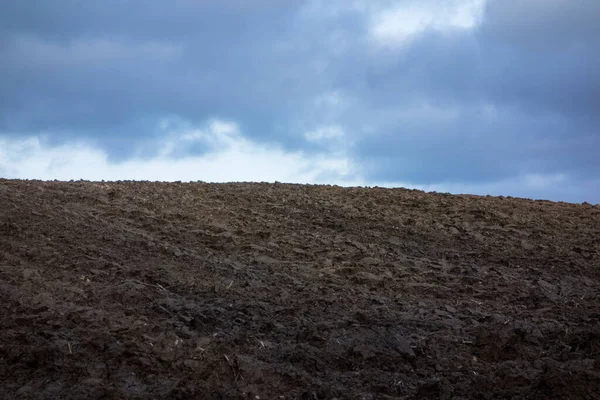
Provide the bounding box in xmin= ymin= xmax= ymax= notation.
xmin=1 ymin=179 xmax=599 ymax=399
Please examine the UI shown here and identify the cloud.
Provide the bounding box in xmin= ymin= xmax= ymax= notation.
xmin=6 ymin=36 xmax=181 ymax=69
xmin=369 ymin=0 xmax=486 ymax=48
xmin=1 ymin=118 xmax=597 ymax=203
xmin=481 ymin=0 xmax=600 ymax=49
xmin=0 ymin=1 xmax=599 ymax=203
xmin=304 ymin=125 xmax=345 ymax=145
xmin=0 ymin=119 xmax=354 ymax=184
xmin=314 ymin=91 xmax=351 ymax=111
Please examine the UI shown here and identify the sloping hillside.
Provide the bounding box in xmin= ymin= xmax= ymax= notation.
xmin=1 ymin=180 xmax=599 ymax=399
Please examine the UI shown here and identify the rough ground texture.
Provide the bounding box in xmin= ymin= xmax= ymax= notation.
xmin=1 ymin=180 xmax=599 ymax=399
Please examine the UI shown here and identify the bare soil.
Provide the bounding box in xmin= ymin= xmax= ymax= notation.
xmin=1 ymin=179 xmax=599 ymax=399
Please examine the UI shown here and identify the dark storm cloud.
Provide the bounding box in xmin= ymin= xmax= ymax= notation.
xmin=480 ymin=0 xmax=600 ymax=123
xmin=348 ymin=0 xmax=599 ymax=190
xmin=0 ymin=1 xmax=312 ymax=152
xmin=0 ymin=0 xmax=598 ymax=201
xmin=356 ymin=107 xmax=600 ymax=183
xmin=0 ymin=1 xmax=298 ymax=41
xmin=482 ymin=0 xmax=600 ymax=49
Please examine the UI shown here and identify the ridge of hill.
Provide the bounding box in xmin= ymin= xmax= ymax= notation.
xmin=1 ymin=180 xmax=599 ymax=399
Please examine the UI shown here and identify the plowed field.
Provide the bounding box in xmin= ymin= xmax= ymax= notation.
xmin=1 ymin=180 xmax=599 ymax=399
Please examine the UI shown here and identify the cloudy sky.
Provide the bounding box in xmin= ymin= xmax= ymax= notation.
xmin=1 ymin=0 xmax=598 ymax=203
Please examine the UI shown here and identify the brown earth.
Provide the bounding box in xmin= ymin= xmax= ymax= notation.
xmin=1 ymin=179 xmax=599 ymax=399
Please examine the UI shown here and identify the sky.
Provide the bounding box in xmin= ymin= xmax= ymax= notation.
xmin=1 ymin=0 xmax=599 ymax=203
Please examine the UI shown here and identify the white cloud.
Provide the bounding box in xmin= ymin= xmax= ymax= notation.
xmin=369 ymin=0 xmax=486 ymax=48
xmin=0 ymin=118 xmax=592 ymax=203
xmin=0 ymin=119 xmax=354 ymax=184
